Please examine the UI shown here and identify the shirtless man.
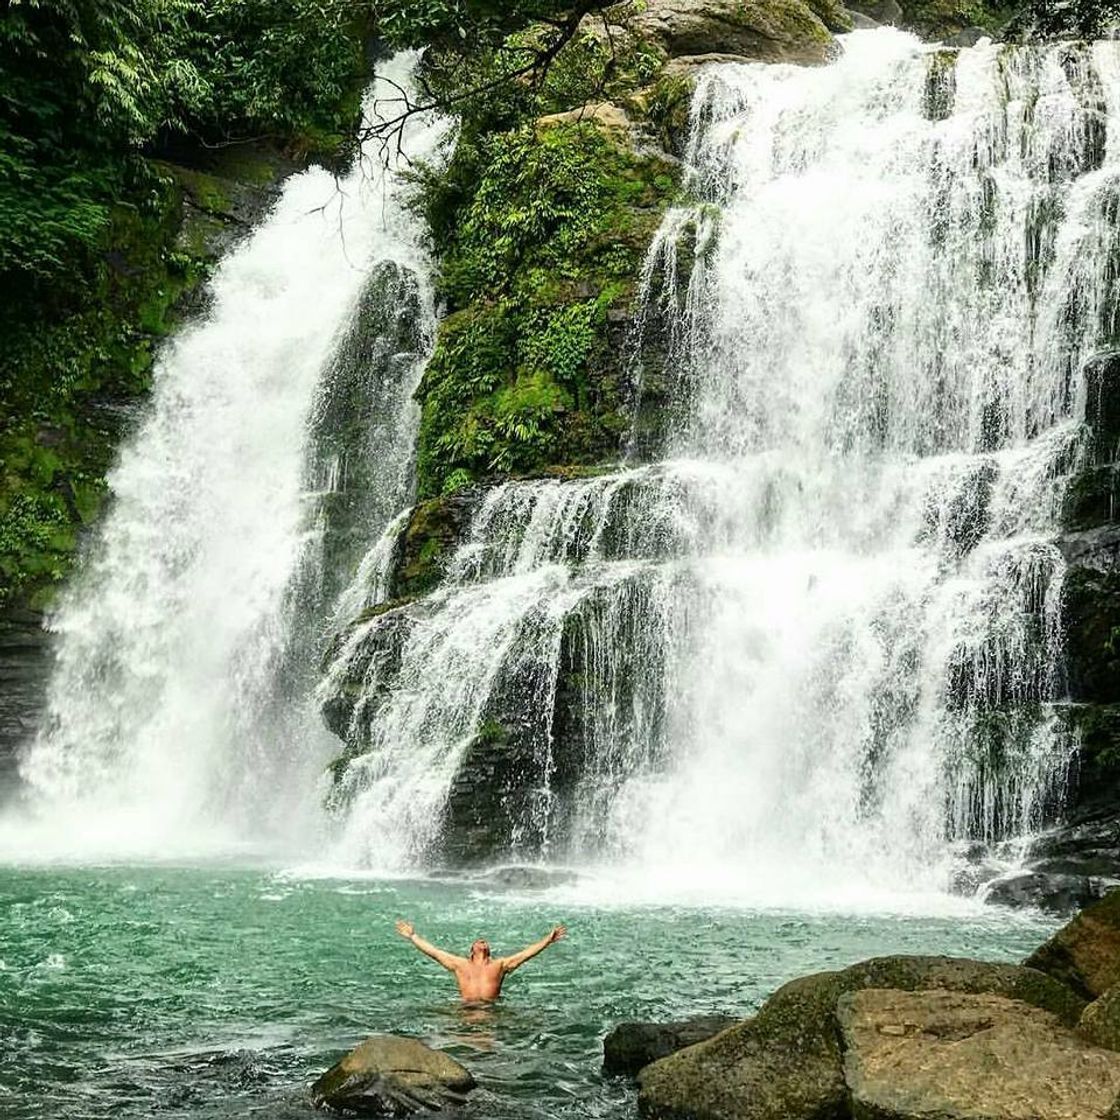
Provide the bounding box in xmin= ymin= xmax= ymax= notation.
xmin=395 ymin=919 xmax=567 ymax=1001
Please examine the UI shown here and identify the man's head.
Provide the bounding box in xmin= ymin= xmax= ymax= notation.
xmin=469 ymin=938 xmax=491 ymax=962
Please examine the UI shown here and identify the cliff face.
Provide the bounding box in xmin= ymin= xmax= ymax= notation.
xmin=986 ymin=355 xmax=1120 ymax=911
xmin=321 ymin=3 xmax=1120 ymax=894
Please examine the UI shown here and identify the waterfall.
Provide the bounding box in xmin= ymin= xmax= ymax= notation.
xmin=323 ymin=31 xmax=1120 ymax=902
xmin=1 ymin=55 xmax=449 ymax=859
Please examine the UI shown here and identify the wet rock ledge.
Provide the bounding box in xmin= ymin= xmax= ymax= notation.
xmin=610 ymin=889 xmax=1120 ymax=1120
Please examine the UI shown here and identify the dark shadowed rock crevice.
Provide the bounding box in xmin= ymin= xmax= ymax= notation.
xmin=603 ymin=1016 xmax=741 ymax=1076
xmin=0 ymin=608 xmax=51 ymax=799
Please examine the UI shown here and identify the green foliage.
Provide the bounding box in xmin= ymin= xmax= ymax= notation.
xmin=414 ymin=118 xmax=677 ymax=496
xmin=1029 ymin=0 xmax=1120 ymax=36
xmin=1 ymin=0 xmax=370 ymax=608
xmin=0 ymin=171 xmax=204 ymax=608
xmin=378 ymin=0 xmax=604 ymax=50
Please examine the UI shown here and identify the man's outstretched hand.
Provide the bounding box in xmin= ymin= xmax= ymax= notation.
xmin=396 ymin=919 xmax=415 ymax=939
xmin=549 ymin=924 xmax=567 ymax=944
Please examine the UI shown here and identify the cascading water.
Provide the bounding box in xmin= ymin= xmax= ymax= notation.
xmin=1 ymin=55 xmax=448 ymax=859
xmin=323 ymin=31 xmax=1120 ymax=904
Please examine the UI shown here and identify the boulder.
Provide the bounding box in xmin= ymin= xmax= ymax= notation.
xmin=1028 ymin=890 xmax=1120 ymax=1001
xmin=946 ymin=25 xmax=987 ymax=46
xmin=850 ymin=0 xmax=903 ymax=24
xmin=836 ymin=956 xmax=1084 ymax=1023
xmin=603 ymin=1015 xmax=740 ymax=1075
xmin=537 ymin=102 xmax=632 ymax=134
xmin=637 ymin=956 xmax=1083 ymax=1120
xmin=847 ymin=9 xmax=882 ymax=28
xmin=806 ymin=0 xmax=854 ymax=32
xmin=639 ymin=956 xmax=1087 ymax=1120
xmin=311 ymin=1035 xmax=475 ymax=1116
xmin=839 ymin=988 xmax=1120 ymax=1120
xmin=464 ymin=864 xmax=580 ymax=891
xmin=1081 ymin=986 xmax=1120 ymax=1052
xmin=621 ymin=0 xmax=835 ymax=67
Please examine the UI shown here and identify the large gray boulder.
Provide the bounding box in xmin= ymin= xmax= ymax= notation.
xmin=311 ymin=1035 xmax=475 ymax=1115
xmin=637 ymin=956 xmax=1084 ymax=1120
xmin=839 ymin=988 xmax=1120 ymax=1120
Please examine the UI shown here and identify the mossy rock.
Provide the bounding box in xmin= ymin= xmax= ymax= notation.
xmin=1064 ymin=465 xmax=1120 ymax=533
xmin=311 ymin=1034 xmax=475 ymax=1114
xmin=638 ymin=956 xmax=1084 ymax=1120
xmin=1060 ymin=533 xmax=1120 ymax=706
xmin=0 ymin=130 xmax=311 ymax=613
xmin=414 ymin=120 xmax=679 ymax=499
xmin=391 ymin=492 xmax=478 ymax=599
xmin=1081 ymin=985 xmax=1120 ymax=1052
xmin=617 ymin=0 xmax=835 ymax=66
xmin=849 ymin=0 xmax=1013 ymax=38
xmin=1027 ymin=889 xmax=1120 ymax=1001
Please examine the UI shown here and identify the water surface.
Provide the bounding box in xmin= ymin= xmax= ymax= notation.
xmin=0 ymin=866 xmax=1056 ymax=1119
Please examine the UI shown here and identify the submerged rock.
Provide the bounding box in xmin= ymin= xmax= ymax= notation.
xmin=1027 ymin=890 xmax=1120 ymax=1001
xmin=603 ymin=1015 xmax=740 ymax=1075
xmin=311 ymin=1035 xmax=475 ymax=1115
xmin=985 ymin=870 xmax=1118 ymax=914
xmin=463 ymin=865 xmax=580 ymax=891
xmin=839 ymin=988 xmax=1120 ymax=1120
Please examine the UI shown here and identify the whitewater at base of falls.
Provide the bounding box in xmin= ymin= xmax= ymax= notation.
xmin=320 ymin=30 xmax=1120 ymax=908
xmin=0 ymin=56 xmax=450 ymax=863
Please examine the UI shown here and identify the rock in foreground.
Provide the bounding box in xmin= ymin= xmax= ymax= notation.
xmin=603 ymin=1016 xmax=740 ymax=1075
xmin=637 ymin=956 xmax=1085 ymax=1120
xmin=840 ymin=988 xmax=1120 ymax=1120
xmin=1027 ymin=890 xmax=1120 ymax=1000
xmin=311 ymin=1035 xmax=475 ymax=1116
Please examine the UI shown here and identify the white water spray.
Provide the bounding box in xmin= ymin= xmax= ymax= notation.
xmin=2 ymin=56 xmax=449 ymax=860
xmin=324 ymin=32 xmax=1120 ymax=904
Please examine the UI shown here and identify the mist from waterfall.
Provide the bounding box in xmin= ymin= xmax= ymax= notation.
xmin=0 ymin=55 xmax=449 ymax=860
xmin=323 ymin=31 xmax=1120 ymax=906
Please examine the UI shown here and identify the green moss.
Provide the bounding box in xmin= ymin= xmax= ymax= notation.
xmin=634 ymin=70 xmax=696 ymax=157
xmin=414 ymin=121 xmax=679 ymax=497
xmin=0 ymin=167 xmax=215 ymax=609
xmin=393 ymin=494 xmax=476 ymax=598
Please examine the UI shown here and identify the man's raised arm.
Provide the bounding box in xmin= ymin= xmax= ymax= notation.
xmin=499 ymin=925 xmax=567 ymax=973
xmin=395 ymin=920 xmax=465 ymax=972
